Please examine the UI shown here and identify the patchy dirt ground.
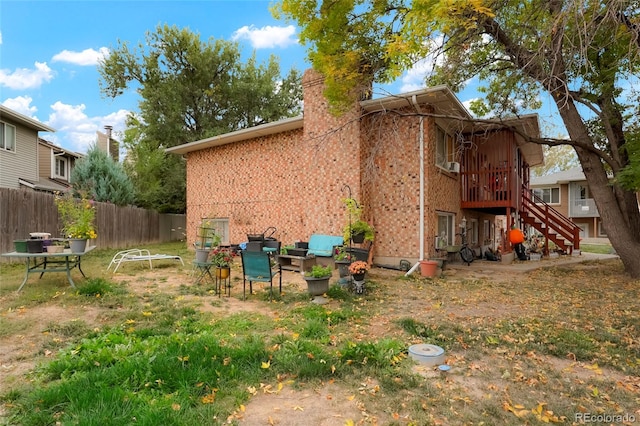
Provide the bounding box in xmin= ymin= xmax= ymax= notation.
xmin=1 ymin=254 xmax=636 ymax=425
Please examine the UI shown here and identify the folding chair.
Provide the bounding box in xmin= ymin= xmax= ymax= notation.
xmin=240 ymin=250 xmax=282 ymax=300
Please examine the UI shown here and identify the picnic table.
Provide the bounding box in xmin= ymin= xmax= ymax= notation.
xmin=1 ymin=246 xmax=96 ymax=291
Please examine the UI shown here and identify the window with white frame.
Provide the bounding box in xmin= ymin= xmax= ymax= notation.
xmin=209 ymin=218 xmax=230 ymax=245
xmin=437 ymin=212 xmax=455 ymax=246
xmin=469 ymin=218 xmax=478 ymax=245
xmin=435 ymin=126 xmax=454 ymax=168
xmin=532 ymin=187 xmax=560 ymax=204
xmin=597 ymin=220 xmax=607 ymax=237
xmin=483 ymin=220 xmax=492 ymax=245
xmin=0 ymin=122 xmax=16 ymax=152
xmin=55 ymin=157 xmax=67 ymax=179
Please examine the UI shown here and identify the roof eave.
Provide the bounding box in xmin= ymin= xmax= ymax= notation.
xmin=1 ymin=106 xmax=56 ymax=133
xmin=166 ymin=115 xmax=304 ymax=155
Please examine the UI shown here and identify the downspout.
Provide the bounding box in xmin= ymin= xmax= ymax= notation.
xmin=406 ymin=95 xmax=424 ymax=276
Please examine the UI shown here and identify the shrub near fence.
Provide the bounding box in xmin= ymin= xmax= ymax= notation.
xmin=0 ymin=188 xmax=185 ymax=260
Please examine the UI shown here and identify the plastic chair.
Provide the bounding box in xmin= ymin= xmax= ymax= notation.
xmin=240 ymin=250 xmax=281 ymax=300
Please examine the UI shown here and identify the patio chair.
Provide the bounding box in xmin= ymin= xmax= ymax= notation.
xmin=107 ymin=249 xmax=184 ymax=272
xmin=240 ymin=250 xmax=281 ymax=300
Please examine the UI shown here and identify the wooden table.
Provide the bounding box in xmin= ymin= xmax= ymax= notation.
xmin=276 ymin=254 xmax=317 ymax=274
xmin=1 ymin=246 xmax=96 ymax=291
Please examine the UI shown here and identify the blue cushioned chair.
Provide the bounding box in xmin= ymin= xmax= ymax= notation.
xmin=240 ymin=250 xmax=282 ymax=300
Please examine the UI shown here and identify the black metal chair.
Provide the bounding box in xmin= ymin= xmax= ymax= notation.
xmin=240 ymin=250 xmax=282 ymax=300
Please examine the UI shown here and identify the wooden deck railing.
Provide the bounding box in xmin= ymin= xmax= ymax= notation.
xmin=521 ymin=188 xmax=581 ymax=253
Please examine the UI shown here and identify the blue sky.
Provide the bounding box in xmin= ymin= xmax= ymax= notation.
xmin=1 ymin=0 xmax=565 ymax=155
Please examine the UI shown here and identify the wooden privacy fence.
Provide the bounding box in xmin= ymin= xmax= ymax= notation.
xmin=0 ymin=188 xmax=185 ymax=259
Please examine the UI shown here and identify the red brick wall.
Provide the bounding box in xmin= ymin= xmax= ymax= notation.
xmin=185 ymin=68 xmax=472 ymax=264
xmin=361 ymin=109 xmax=461 ymax=264
xmin=185 ymin=69 xmax=362 ymax=247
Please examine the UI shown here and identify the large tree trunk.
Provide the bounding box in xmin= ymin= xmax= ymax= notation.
xmin=554 ymin=96 xmax=640 ymax=278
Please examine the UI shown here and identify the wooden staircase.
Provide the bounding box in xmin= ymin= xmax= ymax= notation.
xmin=520 ymin=188 xmax=581 ymax=255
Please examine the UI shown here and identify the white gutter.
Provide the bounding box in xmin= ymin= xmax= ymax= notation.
xmin=406 ymin=95 xmax=424 ymax=276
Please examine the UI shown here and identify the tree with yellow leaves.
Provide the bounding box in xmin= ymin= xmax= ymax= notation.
xmin=273 ymin=0 xmax=640 ymax=278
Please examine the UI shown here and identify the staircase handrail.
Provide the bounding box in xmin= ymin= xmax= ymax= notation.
xmin=522 ymin=187 xmax=581 ymax=250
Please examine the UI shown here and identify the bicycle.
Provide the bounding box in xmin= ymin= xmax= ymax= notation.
xmin=456 ymin=227 xmax=475 ymax=266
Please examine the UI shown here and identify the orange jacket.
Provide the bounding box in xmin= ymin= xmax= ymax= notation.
xmin=509 ymin=228 xmax=525 ymax=244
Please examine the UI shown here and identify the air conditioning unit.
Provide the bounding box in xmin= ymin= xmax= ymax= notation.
xmin=447 ymin=162 xmax=460 ymax=173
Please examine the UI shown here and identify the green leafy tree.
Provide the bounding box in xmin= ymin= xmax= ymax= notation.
xmin=274 ymin=0 xmax=640 ymax=277
xmin=71 ymin=145 xmax=135 ymax=206
xmin=99 ymin=24 xmax=302 ymax=212
xmin=531 ymin=145 xmax=580 ymax=177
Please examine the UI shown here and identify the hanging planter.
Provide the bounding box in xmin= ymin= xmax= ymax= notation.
xmin=351 ymin=231 xmax=365 ymax=244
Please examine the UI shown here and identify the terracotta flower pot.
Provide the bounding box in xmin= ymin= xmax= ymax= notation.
xmin=419 ymin=260 xmax=438 ymax=277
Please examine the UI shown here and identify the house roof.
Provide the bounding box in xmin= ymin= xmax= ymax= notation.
xmin=0 ymin=105 xmax=55 ymax=132
xmin=38 ymin=138 xmax=83 ymax=158
xmin=167 ymin=115 xmax=304 ymax=155
xmin=530 ymin=168 xmax=585 ymax=186
xmin=166 ymin=85 xmax=543 ymax=167
xmin=18 ymin=177 xmax=71 ymax=193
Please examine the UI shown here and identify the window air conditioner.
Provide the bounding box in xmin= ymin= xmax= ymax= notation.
xmin=447 ymin=162 xmax=460 ymax=173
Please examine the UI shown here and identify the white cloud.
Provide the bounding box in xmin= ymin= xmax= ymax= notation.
xmin=45 ymin=101 xmax=129 ymax=153
xmin=0 ymin=62 xmax=54 ymax=90
xmin=231 ymin=25 xmax=297 ymax=49
xmin=398 ymin=37 xmax=446 ymax=93
xmin=52 ymin=47 xmax=109 ymax=66
xmin=399 ymin=58 xmax=434 ymax=93
xmin=1 ymin=96 xmax=38 ymax=117
xmin=0 ymin=31 xmax=3 ymax=44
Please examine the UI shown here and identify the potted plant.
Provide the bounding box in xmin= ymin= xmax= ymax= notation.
xmin=341 ymin=198 xmax=374 ymax=244
xmin=333 ymin=246 xmax=352 ymax=280
xmin=349 ymin=260 xmax=369 ymax=281
xmin=303 ymin=264 xmax=333 ymax=303
xmin=46 ymin=240 xmax=66 ymax=254
xmin=210 ymin=248 xmax=233 ymax=279
xmin=527 ymin=235 xmax=544 ymax=261
xmin=55 ymin=191 xmax=97 ymax=253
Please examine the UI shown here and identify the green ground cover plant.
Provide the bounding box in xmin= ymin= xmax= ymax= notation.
xmin=0 ymin=242 xmax=638 ymax=425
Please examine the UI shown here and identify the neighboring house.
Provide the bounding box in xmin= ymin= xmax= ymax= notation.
xmin=167 ymin=69 xmax=578 ymax=265
xmin=96 ymin=125 xmax=119 ymax=162
xmin=25 ymin=138 xmax=83 ymax=193
xmin=530 ymin=168 xmax=606 ymax=239
xmin=0 ymin=105 xmax=56 ymax=190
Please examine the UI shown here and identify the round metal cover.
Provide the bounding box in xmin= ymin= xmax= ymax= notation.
xmin=408 ymin=344 xmax=445 ymax=366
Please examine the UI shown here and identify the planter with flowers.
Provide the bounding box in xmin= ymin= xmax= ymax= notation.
xmin=55 ymin=192 xmax=97 ymax=253
xmin=349 ymin=261 xmax=368 ymax=294
xmin=333 ymin=245 xmax=353 ymax=282
xmin=210 ymin=248 xmax=233 ymax=279
xmin=349 ymin=260 xmax=368 ymax=281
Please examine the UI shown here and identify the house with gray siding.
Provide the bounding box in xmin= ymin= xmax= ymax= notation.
xmin=0 ymin=105 xmax=56 ymax=190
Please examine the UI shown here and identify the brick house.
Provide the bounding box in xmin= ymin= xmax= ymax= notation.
xmin=168 ymin=69 xmax=577 ymax=265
